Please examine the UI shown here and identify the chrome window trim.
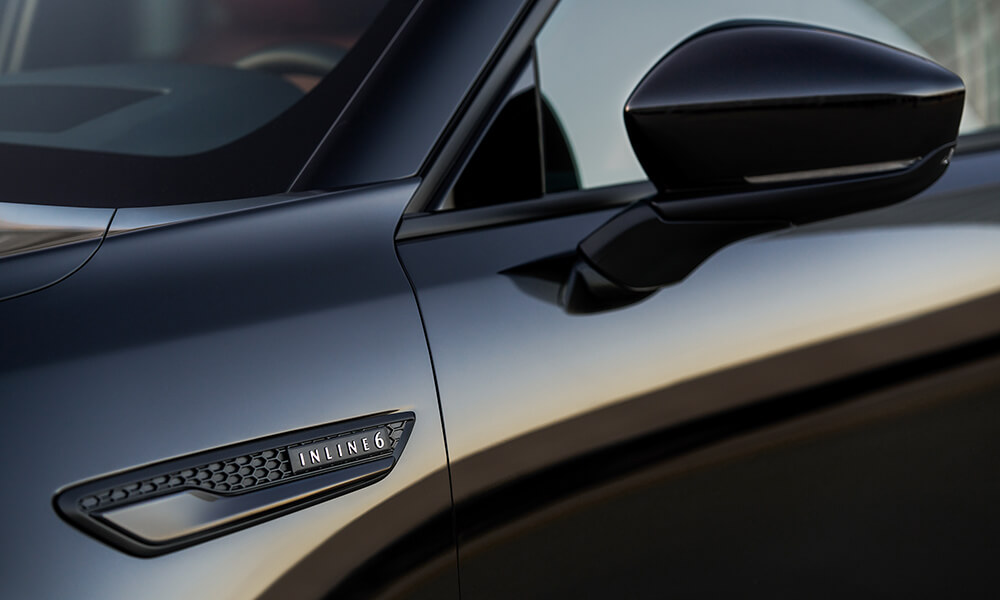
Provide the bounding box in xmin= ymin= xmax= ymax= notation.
xmin=0 ymin=201 xmax=113 ymax=259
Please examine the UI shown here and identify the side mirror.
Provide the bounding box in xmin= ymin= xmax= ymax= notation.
xmin=565 ymin=21 xmax=964 ymax=312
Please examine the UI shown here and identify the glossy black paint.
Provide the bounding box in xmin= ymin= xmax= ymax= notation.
xmin=625 ymin=21 xmax=964 ymax=193
xmin=573 ymin=207 xmax=784 ymax=294
xmin=574 ymin=23 xmax=964 ymax=301
xmin=397 ymin=181 xmax=654 ymax=240
xmin=576 ymin=145 xmax=955 ymax=296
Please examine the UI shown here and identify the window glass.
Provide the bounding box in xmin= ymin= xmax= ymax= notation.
xmin=537 ymin=0 xmax=1000 ymax=190
xmin=448 ymin=65 xmax=543 ymax=210
xmin=0 ymin=0 xmax=406 ymax=207
xmin=0 ymin=0 xmax=387 ymax=156
xmin=445 ymin=56 xmax=580 ymax=211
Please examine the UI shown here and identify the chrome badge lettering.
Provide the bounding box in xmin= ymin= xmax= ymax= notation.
xmin=290 ymin=427 xmax=392 ymax=474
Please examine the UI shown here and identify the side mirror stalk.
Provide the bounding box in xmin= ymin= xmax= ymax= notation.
xmin=563 ymin=21 xmax=963 ymax=314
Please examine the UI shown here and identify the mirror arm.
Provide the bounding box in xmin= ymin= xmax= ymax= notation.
xmin=569 ymin=200 xmax=784 ymax=292
xmin=563 ymin=143 xmax=954 ymax=314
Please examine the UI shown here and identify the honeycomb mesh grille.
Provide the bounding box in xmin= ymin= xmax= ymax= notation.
xmin=80 ymin=421 xmax=406 ymax=512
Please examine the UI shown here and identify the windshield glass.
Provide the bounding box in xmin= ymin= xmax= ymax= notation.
xmin=0 ymin=0 xmax=406 ymax=207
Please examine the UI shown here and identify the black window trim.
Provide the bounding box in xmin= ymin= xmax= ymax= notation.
xmin=402 ymin=0 xmax=558 ymax=218
xmin=399 ymin=0 xmax=1000 ymax=242
xmin=438 ymin=53 xmax=542 ymax=212
xmin=396 ymin=180 xmax=653 ymax=241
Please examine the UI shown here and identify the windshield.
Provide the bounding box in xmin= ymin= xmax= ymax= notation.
xmin=0 ymin=0 xmax=408 ymax=207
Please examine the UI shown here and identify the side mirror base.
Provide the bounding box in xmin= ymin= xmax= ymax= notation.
xmin=568 ymin=143 xmax=955 ymax=312
xmin=561 ymin=20 xmax=964 ymax=314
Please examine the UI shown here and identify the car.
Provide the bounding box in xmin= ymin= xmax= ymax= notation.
xmin=2 ymin=0 xmax=999 ymax=598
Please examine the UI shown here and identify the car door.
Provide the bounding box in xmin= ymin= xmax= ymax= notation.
xmin=396 ymin=0 xmax=1000 ymax=597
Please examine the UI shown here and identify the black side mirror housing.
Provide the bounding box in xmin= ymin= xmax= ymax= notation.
xmin=566 ymin=21 xmax=964 ymax=312
xmin=625 ymin=20 xmax=963 ymax=196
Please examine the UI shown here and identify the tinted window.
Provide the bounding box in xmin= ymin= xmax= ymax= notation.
xmin=449 ymin=78 xmax=544 ymax=210
xmin=537 ymin=0 xmax=1000 ymax=190
xmin=444 ymin=55 xmax=581 ymax=212
xmin=0 ymin=0 xmax=408 ymax=207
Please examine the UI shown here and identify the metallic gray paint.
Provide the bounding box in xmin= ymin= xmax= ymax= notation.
xmin=457 ymin=352 xmax=1000 ymax=598
xmin=0 ymin=202 xmax=111 ymax=258
xmin=0 ymin=0 xmax=998 ymax=595
xmin=397 ymin=149 xmax=1000 ymax=594
xmin=0 ymin=180 xmax=458 ymax=599
xmin=0 ymin=192 xmax=331 ymax=303
xmin=107 ymin=193 xmax=325 ymax=237
xmin=0 ymin=202 xmax=113 ymax=300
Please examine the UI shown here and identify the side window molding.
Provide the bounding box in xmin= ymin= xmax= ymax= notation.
xmin=427 ymin=46 xmax=582 ymax=215
xmin=437 ymin=56 xmax=544 ymax=211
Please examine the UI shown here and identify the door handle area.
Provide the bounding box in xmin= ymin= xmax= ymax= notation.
xmin=55 ymin=413 xmax=414 ymax=556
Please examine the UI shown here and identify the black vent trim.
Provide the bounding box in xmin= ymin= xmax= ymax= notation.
xmin=78 ymin=421 xmax=406 ymax=512
xmin=54 ymin=412 xmax=414 ymax=556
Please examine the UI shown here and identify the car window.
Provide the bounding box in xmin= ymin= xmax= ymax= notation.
xmin=0 ymin=0 xmax=410 ymax=207
xmin=0 ymin=0 xmax=389 ymax=156
xmin=446 ymin=63 xmax=544 ymax=210
xmin=444 ymin=56 xmax=580 ymax=211
xmin=537 ymin=0 xmax=1000 ymax=190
